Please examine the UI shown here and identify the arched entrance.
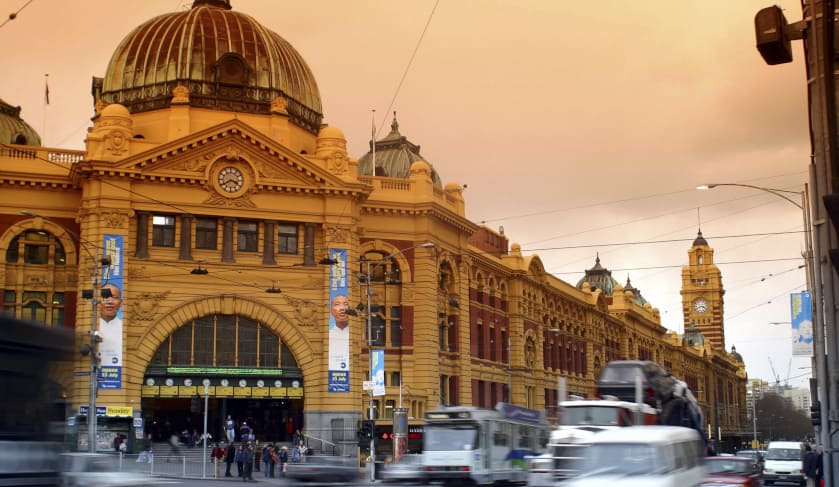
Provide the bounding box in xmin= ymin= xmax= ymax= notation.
xmin=139 ymin=308 xmax=307 ymax=445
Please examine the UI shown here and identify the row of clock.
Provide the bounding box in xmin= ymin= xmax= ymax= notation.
xmin=145 ymin=378 xmax=301 ymax=388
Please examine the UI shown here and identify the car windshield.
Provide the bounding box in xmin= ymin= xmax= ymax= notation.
xmin=706 ymin=458 xmax=753 ymax=474
xmin=578 ymin=443 xmax=659 ymax=476
xmin=562 ymin=406 xmax=626 ymax=426
xmin=423 ymin=424 xmax=479 ymax=451
xmin=599 ymin=365 xmax=644 ymax=383
xmin=766 ymin=448 xmax=800 ymax=461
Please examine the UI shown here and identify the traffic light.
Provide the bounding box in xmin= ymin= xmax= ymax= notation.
xmin=811 ymin=401 xmax=821 ymax=428
xmin=358 ymin=420 xmax=374 ymax=448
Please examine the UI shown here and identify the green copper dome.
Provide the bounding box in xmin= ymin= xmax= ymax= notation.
xmin=100 ymin=0 xmax=322 ymax=133
xmin=0 ymin=98 xmax=41 ymax=146
xmin=358 ymin=114 xmax=442 ymax=186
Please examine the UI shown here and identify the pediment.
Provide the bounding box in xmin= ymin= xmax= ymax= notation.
xmin=108 ymin=119 xmax=352 ymax=192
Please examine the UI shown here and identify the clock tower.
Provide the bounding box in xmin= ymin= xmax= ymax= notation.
xmin=681 ymin=230 xmax=726 ymax=351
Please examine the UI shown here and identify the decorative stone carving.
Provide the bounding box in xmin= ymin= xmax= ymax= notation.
xmin=103 ymin=210 xmax=128 ymax=229
xmin=327 ymin=150 xmax=349 ymax=176
xmin=282 ymin=295 xmax=317 ymax=327
xmin=202 ymin=192 xmax=256 ymax=208
xmin=271 ymin=96 xmax=288 ymax=114
xmin=25 ymin=273 xmax=49 ymax=286
xmin=171 ymin=84 xmax=190 ymax=104
xmin=323 ymin=225 xmax=351 ymax=245
xmin=130 ymin=291 xmax=170 ymax=321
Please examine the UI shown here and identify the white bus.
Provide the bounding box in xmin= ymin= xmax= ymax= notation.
xmin=422 ymin=403 xmax=550 ymax=486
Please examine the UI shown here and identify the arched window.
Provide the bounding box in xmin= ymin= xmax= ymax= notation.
xmin=3 ymin=230 xmax=68 ymax=326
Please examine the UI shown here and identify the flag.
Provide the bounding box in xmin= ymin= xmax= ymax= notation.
xmin=44 ymin=75 xmax=49 ymax=105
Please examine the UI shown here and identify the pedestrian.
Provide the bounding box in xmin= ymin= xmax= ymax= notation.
xmin=262 ymin=444 xmax=272 ymax=478
xmin=235 ymin=444 xmax=244 ymax=477
xmin=254 ymin=439 xmax=261 ymax=472
xmin=113 ymin=434 xmax=123 ymax=452
xmin=291 ymin=443 xmax=301 ymax=463
xmin=243 ymin=441 xmax=255 ymax=481
xmin=137 ymin=433 xmax=153 ymax=463
xmin=212 ymin=443 xmax=225 ymax=477
xmin=224 ymin=442 xmax=236 ymax=477
xmin=297 ymin=439 xmax=308 ymax=463
xmin=240 ymin=421 xmax=251 ymax=442
xmin=278 ymin=446 xmax=288 ymax=477
xmin=225 ymin=414 xmax=236 ymax=443
xmin=292 ymin=428 xmax=303 ymax=445
xmin=166 ymin=433 xmax=181 ymax=462
xmin=804 ymin=444 xmax=819 ymax=487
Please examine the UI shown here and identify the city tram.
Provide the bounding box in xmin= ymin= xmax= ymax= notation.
xmin=422 ymin=403 xmax=550 ymax=486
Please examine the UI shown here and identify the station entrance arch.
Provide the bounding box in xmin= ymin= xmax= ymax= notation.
xmin=140 ymin=311 xmax=305 ymax=444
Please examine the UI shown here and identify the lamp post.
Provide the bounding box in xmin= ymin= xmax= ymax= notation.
xmin=21 ymin=210 xmax=110 ymax=453
xmin=358 ymin=242 xmax=434 ymax=480
xmin=697 ymin=182 xmax=827 ymax=447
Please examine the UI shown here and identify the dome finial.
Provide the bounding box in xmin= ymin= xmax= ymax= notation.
xmin=192 ymin=0 xmax=232 ymax=9
xmin=389 ymin=111 xmax=400 ymax=136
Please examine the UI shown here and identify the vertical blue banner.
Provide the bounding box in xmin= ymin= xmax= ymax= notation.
xmin=790 ymin=291 xmax=813 ymax=357
xmin=372 ymin=349 xmax=385 ymax=397
xmin=328 ymin=248 xmax=350 ymax=392
xmin=98 ymin=234 xmax=124 ymax=389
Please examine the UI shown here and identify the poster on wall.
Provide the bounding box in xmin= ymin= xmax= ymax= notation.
xmin=327 ymin=248 xmax=350 ymax=392
xmin=98 ymin=234 xmax=124 ymax=389
xmin=790 ymin=291 xmax=813 ymax=357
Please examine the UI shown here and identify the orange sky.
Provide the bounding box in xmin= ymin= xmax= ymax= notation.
xmin=0 ymin=0 xmax=813 ymax=388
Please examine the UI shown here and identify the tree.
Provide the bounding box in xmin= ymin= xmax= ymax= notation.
xmin=756 ymin=392 xmax=813 ymax=442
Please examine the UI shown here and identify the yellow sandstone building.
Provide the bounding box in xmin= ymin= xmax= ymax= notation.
xmin=0 ymin=0 xmax=747 ymax=452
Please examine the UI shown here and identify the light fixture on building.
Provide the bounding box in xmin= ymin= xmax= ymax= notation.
xmin=190 ymin=264 xmax=208 ymax=275
xmin=266 ymin=281 xmax=281 ymax=293
xmin=448 ymin=298 xmax=459 ymax=308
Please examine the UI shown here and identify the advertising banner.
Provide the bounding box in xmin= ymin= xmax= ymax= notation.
xmin=328 ymin=248 xmax=350 ymax=392
xmin=790 ymin=291 xmax=813 ymax=357
xmin=372 ymin=349 xmax=385 ymax=396
xmin=98 ymin=234 xmax=124 ymax=389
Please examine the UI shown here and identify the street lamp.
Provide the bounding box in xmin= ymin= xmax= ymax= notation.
xmin=697 ymin=182 xmax=827 ymax=446
xmin=358 ymin=242 xmax=434 ymax=480
xmin=21 ymin=210 xmax=110 ymax=452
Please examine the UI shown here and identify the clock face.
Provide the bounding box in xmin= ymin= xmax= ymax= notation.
xmin=217 ymin=166 xmax=244 ymax=193
xmin=693 ymin=298 xmax=708 ymax=313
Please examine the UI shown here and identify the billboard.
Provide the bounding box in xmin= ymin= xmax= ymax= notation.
xmin=327 ymin=248 xmax=350 ymax=392
xmin=790 ymin=291 xmax=813 ymax=357
xmin=98 ymin=234 xmax=124 ymax=389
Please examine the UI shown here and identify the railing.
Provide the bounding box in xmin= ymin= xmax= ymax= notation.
xmin=0 ymin=145 xmax=84 ymax=166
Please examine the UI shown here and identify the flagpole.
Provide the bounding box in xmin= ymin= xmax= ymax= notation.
xmin=42 ymin=73 xmax=49 ymax=145
xmin=371 ymin=109 xmax=376 ymax=176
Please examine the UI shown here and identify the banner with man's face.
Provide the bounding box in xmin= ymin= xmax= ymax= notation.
xmin=98 ymin=234 xmax=124 ymax=389
xmin=328 ymin=248 xmax=350 ymax=392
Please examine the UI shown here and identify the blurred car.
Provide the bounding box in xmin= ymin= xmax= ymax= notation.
xmin=701 ymin=456 xmax=762 ymax=487
xmin=595 ymin=360 xmax=660 ymax=407
xmin=379 ymin=454 xmax=426 ymax=483
xmin=735 ymin=449 xmax=765 ymax=471
xmin=60 ymin=453 xmax=151 ymax=487
xmin=284 ymin=455 xmax=361 ymax=482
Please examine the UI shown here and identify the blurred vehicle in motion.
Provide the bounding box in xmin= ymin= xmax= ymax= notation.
xmin=562 ymin=425 xmax=707 ymax=487
xmin=596 ymin=360 xmax=658 ymax=407
xmin=762 ymin=440 xmax=804 ymax=486
xmin=733 ymin=449 xmax=764 ymax=472
xmin=0 ymin=316 xmax=72 ymax=486
xmin=284 ymin=455 xmax=361 ymax=483
xmin=527 ymin=398 xmax=657 ymax=486
xmin=60 ymin=453 xmax=150 ymax=487
xmin=701 ymin=455 xmax=762 ymax=487
xmin=422 ymin=403 xmax=549 ymax=486
xmin=379 ymin=454 xmax=425 ymax=483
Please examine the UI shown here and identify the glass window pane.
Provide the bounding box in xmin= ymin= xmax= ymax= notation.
xmin=152 ymin=215 xmax=176 ymax=247
xmin=3 ymin=291 xmax=15 ymax=304
xmin=51 ymin=308 xmax=64 ymax=327
xmin=277 ymin=224 xmax=298 ymax=254
xmin=216 ymin=315 xmax=236 ymax=366
xmin=151 ymin=337 xmax=170 ymax=365
xmin=54 ymin=240 xmax=66 ymax=265
xmin=259 ymin=325 xmax=278 ymax=368
xmin=196 ymin=218 xmax=218 ymax=250
xmin=237 ymin=221 xmax=258 ymax=252
xmin=171 ymin=323 xmax=192 ymax=366
xmin=5 ymin=235 xmax=19 ymax=263
xmin=194 ymin=316 xmax=214 ymax=366
xmin=23 ymin=244 xmax=48 ymax=264
xmin=238 ymin=317 xmax=258 ymax=366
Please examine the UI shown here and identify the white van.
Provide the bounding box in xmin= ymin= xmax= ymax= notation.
xmin=562 ymin=425 xmax=706 ymax=487
xmin=763 ymin=440 xmax=804 ymax=486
